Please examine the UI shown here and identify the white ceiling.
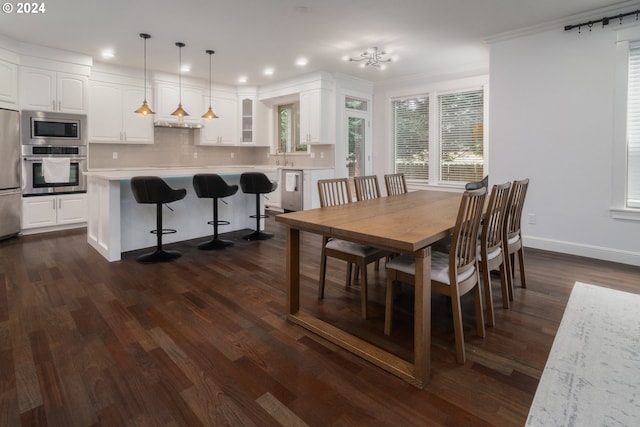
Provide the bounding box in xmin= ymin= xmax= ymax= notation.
xmin=0 ymin=0 xmax=632 ymax=86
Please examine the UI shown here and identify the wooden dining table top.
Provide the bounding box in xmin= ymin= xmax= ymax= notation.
xmin=276 ymin=190 xmax=463 ymax=253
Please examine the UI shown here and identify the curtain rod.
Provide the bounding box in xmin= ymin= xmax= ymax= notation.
xmin=565 ymin=9 xmax=640 ymax=31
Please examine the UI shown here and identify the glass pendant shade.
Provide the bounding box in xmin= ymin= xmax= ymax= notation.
xmin=171 ymin=42 xmax=189 ymax=118
xmin=202 ymin=49 xmax=219 ymax=120
xmin=135 ymin=33 xmax=154 ymax=115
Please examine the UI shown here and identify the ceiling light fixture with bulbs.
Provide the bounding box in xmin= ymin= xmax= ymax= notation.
xmin=348 ymin=46 xmax=392 ymax=69
xmin=171 ymin=42 xmax=189 ymax=118
xmin=134 ymin=33 xmax=154 ymax=116
xmin=202 ymin=49 xmax=219 ymax=120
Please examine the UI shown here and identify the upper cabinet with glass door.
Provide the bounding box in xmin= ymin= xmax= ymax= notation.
xmin=238 ymin=87 xmax=268 ymax=146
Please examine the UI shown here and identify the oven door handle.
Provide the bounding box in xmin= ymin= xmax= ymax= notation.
xmin=23 ymin=156 xmax=86 ymax=162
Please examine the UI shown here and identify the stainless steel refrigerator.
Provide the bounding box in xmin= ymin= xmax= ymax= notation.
xmin=0 ymin=108 xmax=21 ymax=240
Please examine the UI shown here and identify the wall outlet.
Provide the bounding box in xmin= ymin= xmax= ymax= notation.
xmin=193 ymin=152 xmax=198 ymax=159
xmin=112 ymin=151 xmax=118 ymax=159
xmin=310 ymin=152 xmax=316 ymax=158
xmin=320 ymin=152 xmax=324 ymax=159
xmin=528 ymin=213 xmax=536 ymax=225
xmin=230 ymin=152 xmax=235 ymax=159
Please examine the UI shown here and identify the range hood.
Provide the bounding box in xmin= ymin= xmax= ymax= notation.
xmin=154 ymin=121 xmax=203 ymax=129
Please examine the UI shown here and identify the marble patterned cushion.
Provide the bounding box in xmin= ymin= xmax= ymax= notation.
xmin=386 ymin=251 xmax=476 ymax=285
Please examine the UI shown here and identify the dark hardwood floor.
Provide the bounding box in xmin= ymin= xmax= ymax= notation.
xmin=1 ymin=217 xmax=639 ymax=426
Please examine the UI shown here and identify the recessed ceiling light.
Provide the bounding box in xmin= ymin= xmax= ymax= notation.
xmin=238 ymin=76 xmax=248 ymax=83
xmin=181 ymin=64 xmax=191 ymax=73
xmin=263 ymin=67 xmax=274 ymax=76
xmin=296 ymin=57 xmax=308 ymax=67
xmin=101 ymin=49 xmax=114 ymax=59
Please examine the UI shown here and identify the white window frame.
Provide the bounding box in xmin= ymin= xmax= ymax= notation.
xmin=612 ymin=25 xmax=640 ymax=221
xmin=387 ymin=77 xmax=489 ymax=190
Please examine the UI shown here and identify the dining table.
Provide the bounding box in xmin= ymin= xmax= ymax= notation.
xmin=275 ymin=189 xmax=463 ymax=388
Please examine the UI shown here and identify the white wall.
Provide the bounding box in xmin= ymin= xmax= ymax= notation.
xmin=489 ymin=25 xmax=640 ymax=265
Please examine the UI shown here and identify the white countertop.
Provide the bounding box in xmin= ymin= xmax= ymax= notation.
xmin=85 ymin=165 xmax=278 ymax=180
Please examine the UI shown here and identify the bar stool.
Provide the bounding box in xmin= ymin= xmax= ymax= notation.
xmin=240 ymin=172 xmax=278 ymax=240
xmin=130 ymin=176 xmax=187 ymax=263
xmin=193 ymin=173 xmax=238 ymax=250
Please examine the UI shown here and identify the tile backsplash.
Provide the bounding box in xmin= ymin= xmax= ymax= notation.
xmin=88 ymin=127 xmax=334 ymax=169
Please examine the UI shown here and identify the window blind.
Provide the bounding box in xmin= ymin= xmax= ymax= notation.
xmin=627 ymin=45 xmax=640 ymax=208
xmin=392 ymin=97 xmax=429 ymax=180
xmin=438 ymin=89 xmax=484 ymax=183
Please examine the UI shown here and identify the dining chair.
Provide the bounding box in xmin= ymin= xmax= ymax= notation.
xmin=384 ymin=173 xmax=408 ymax=196
xmin=384 ymin=187 xmax=487 ymax=364
xmin=465 ymin=175 xmax=489 ymax=190
xmin=354 ymin=175 xmax=385 ymax=270
xmin=317 ymin=178 xmax=389 ymax=319
xmin=478 ymin=181 xmax=511 ymax=326
xmin=354 ymin=175 xmax=382 ymax=201
xmin=503 ymin=178 xmax=530 ymax=299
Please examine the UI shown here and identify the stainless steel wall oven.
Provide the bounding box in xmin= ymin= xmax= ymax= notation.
xmin=21 ymin=111 xmax=87 ymax=196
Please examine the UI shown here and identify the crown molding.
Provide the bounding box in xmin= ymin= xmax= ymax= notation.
xmin=485 ymin=0 xmax=640 ymax=44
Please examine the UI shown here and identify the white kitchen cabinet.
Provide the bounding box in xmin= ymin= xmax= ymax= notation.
xmin=300 ymin=88 xmax=331 ymax=144
xmin=154 ymin=82 xmax=203 ymax=125
xmin=22 ymin=193 xmax=87 ymax=230
xmin=0 ymin=59 xmax=18 ymax=107
xmin=88 ymin=81 xmax=153 ymax=144
xmin=20 ymin=67 xmax=87 ymax=113
xmin=198 ymin=96 xmax=237 ymax=145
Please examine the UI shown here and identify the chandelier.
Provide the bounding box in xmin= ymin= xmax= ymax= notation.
xmin=349 ymin=47 xmax=392 ymax=68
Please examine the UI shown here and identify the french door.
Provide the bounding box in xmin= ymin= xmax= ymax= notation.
xmin=344 ymin=96 xmax=371 ymax=193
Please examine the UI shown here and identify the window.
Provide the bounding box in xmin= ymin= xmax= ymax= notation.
xmin=345 ymin=96 xmax=368 ymax=111
xmin=278 ymin=103 xmax=306 ymax=153
xmin=392 ymin=97 xmax=429 ymax=180
xmin=627 ymin=44 xmax=640 ymax=208
xmin=438 ymin=90 xmax=484 ymax=183
xmin=392 ymin=87 xmax=485 ymax=185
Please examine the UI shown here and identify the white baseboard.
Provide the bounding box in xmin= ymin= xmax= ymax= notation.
xmin=21 ymin=223 xmax=86 ymax=236
xmin=523 ymin=235 xmax=640 ymax=267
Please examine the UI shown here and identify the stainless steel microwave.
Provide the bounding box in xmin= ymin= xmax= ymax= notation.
xmin=21 ymin=110 xmax=87 ymax=146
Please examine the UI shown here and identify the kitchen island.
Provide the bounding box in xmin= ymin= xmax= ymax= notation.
xmin=85 ymin=166 xmax=278 ymax=262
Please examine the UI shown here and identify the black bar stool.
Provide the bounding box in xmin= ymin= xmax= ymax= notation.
xmin=240 ymin=172 xmax=278 ymax=240
xmin=130 ymin=176 xmax=187 ymax=263
xmin=193 ymin=173 xmax=238 ymax=250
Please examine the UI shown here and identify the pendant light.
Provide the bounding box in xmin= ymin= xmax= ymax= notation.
xmin=202 ymin=49 xmax=219 ymax=120
xmin=134 ymin=33 xmax=154 ymax=115
xmin=171 ymin=42 xmax=189 ymax=118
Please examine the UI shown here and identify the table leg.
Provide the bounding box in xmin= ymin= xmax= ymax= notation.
xmin=286 ymin=227 xmax=300 ymax=315
xmin=413 ymin=246 xmax=431 ymax=383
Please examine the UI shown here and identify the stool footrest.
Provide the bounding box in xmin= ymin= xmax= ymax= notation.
xmin=249 ymin=214 xmax=269 ymax=220
xmin=150 ymin=228 xmax=177 ymax=235
xmin=207 ymin=220 xmax=231 ymax=227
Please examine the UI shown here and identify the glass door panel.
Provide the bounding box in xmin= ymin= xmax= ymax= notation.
xmin=347 ymin=116 xmax=366 ymax=193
